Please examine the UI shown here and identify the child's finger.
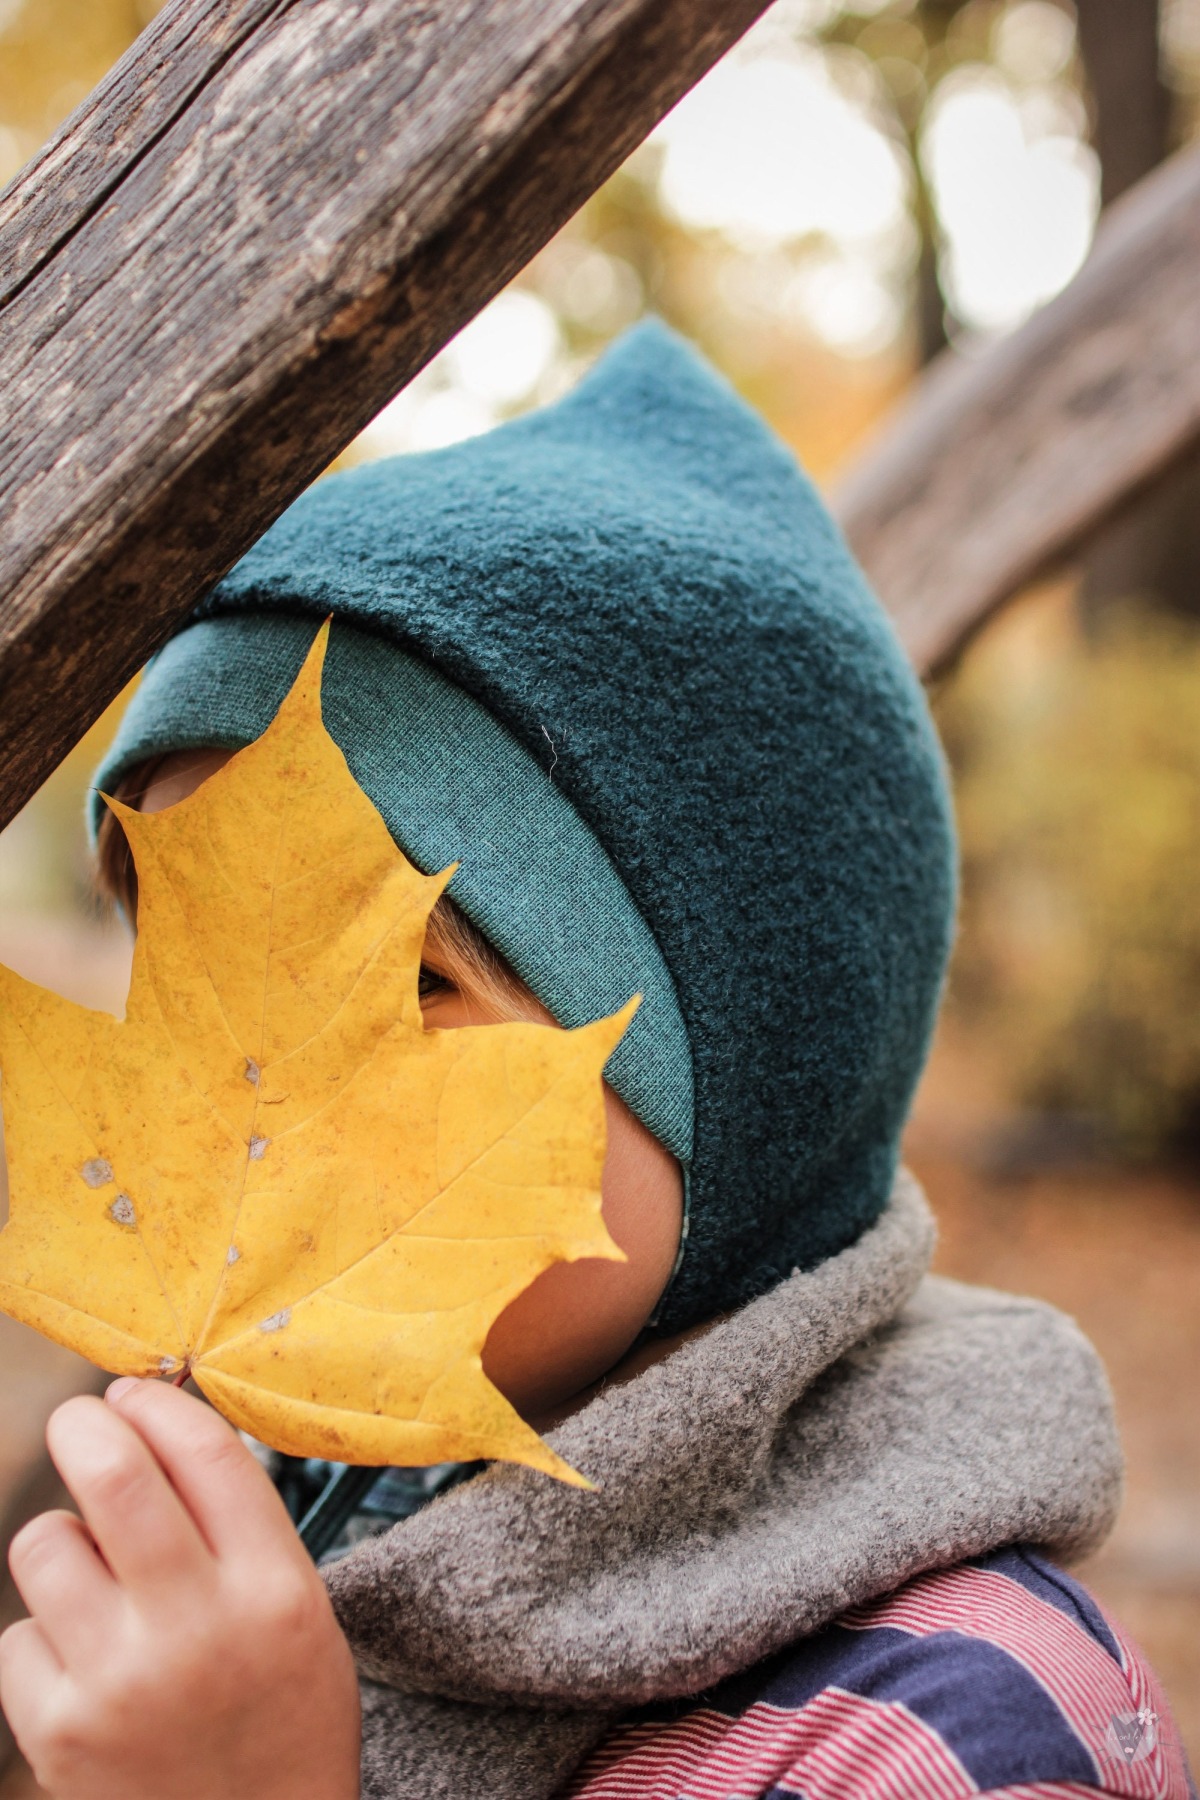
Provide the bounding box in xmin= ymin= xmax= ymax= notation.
xmin=7 ymin=1510 xmax=118 ymax=1669
xmin=0 ymin=1616 xmax=65 ymax=1748
xmin=104 ymin=1378 xmax=304 ymax=1568
xmin=44 ymin=1394 xmax=213 ymax=1601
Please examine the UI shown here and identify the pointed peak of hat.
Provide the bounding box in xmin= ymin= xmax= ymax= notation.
xmin=524 ymin=318 xmax=805 ymax=509
xmin=561 ymin=317 xmax=730 ymax=418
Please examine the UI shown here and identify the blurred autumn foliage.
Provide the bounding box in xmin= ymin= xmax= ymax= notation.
xmin=937 ymin=591 xmax=1200 ymax=1161
xmin=3 ymin=0 xmax=1200 ymax=1788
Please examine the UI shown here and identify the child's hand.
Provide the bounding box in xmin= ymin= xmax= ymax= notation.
xmin=0 ymin=1380 xmax=361 ymax=1800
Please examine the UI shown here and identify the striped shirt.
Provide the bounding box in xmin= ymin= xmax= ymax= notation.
xmin=564 ymin=1547 xmax=1197 ymax=1800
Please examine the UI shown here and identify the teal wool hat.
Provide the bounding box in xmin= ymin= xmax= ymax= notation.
xmin=95 ymin=321 xmax=957 ymax=1334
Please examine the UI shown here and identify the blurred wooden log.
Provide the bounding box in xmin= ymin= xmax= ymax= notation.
xmin=0 ymin=0 xmax=768 ymax=832
xmin=835 ymin=142 xmax=1200 ymax=675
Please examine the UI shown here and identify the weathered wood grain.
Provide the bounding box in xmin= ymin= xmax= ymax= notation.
xmin=0 ymin=0 xmax=769 ymax=831
xmin=834 ymin=141 xmax=1200 ymax=675
xmin=0 ymin=0 xmax=288 ymax=307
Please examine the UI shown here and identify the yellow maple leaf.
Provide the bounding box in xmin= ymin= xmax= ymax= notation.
xmin=0 ymin=624 xmax=635 ymax=1485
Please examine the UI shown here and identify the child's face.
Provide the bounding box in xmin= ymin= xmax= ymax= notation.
xmin=137 ymin=752 xmax=685 ymax=1424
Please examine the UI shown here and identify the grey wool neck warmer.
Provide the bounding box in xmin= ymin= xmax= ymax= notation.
xmin=324 ymin=1174 xmax=1123 ymax=1800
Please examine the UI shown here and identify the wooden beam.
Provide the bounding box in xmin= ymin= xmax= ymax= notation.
xmin=0 ymin=0 xmax=287 ymax=306
xmin=0 ymin=0 xmax=769 ymax=831
xmin=834 ymin=142 xmax=1200 ymax=675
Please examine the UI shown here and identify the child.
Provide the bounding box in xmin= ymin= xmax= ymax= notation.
xmin=1 ymin=323 xmax=1193 ymax=1800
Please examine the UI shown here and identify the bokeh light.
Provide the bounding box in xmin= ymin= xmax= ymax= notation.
xmin=922 ymin=64 xmax=1099 ymax=333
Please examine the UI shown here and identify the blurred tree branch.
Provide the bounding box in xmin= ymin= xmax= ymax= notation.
xmin=835 ymin=140 xmax=1200 ymax=673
